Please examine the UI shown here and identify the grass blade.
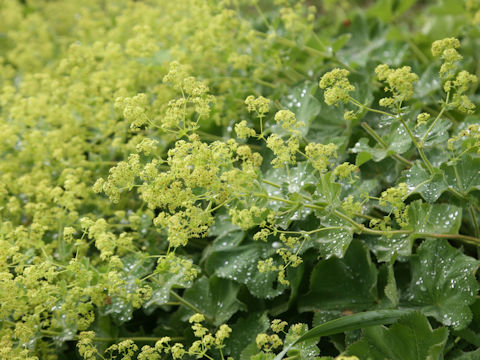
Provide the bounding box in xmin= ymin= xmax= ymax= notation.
xmin=273 ymin=309 xmax=411 ymax=360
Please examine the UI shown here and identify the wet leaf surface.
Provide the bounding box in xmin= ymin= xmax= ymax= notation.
xmin=404 ymin=239 xmax=479 ymax=329
xmin=346 ymin=312 xmax=449 ymax=360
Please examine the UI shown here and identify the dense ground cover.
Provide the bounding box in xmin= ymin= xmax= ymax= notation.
xmin=1 ymin=0 xmax=480 ymax=359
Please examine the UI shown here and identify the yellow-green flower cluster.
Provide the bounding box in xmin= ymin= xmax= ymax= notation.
xmin=449 ymin=70 xmax=478 ymax=114
xmin=235 ymin=120 xmax=257 ymax=139
xmin=266 ymin=134 xmax=299 ymax=168
xmin=279 ymin=3 xmax=317 ymax=34
xmin=466 ymin=0 xmax=480 ymax=24
xmin=319 ymin=69 xmax=355 ymax=106
xmin=377 ymin=183 xmax=410 ymax=227
xmin=257 ymin=232 xmax=305 ymax=286
xmin=334 ymin=162 xmax=358 ymax=181
xmin=95 ymin=134 xmax=262 ymax=249
xmin=161 ymin=62 xmax=216 ymax=132
xmin=87 ymin=315 xmax=232 ymax=360
xmin=448 ymin=124 xmax=480 ymax=153
xmin=430 ymin=38 xmax=479 ymax=113
xmin=245 ymin=95 xmax=270 ymax=118
xmin=274 ymin=109 xmax=305 ymax=134
xmin=77 ymin=331 xmax=99 ymax=360
xmin=155 ymin=252 xmax=199 ymax=281
xmin=106 ymin=339 xmax=139 ymax=360
xmin=305 ymin=143 xmax=338 ymax=172
xmin=256 ymin=333 xmax=283 ymax=352
xmin=186 ymin=313 xmax=232 ymax=358
xmin=416 ymin=112 xmax=431 ymax=127
xmin=342 ymin=195 xmax=363 ymax=216
xmin=379 ymin=183 xmax=408 ymax=209
xmin=125 ymin=25 xmax=159 ymax=58
xmin=375 ymin=65 xmax=419 ymax=107
xmin=255 ymin=321 xmax=309 ymax=355
xmin=229 ymin=206 xmax=269 ymax=230
xmin=431 ymin=38 xmax=462 ymax=78
xmin=271 ymin=319 xmax=288 ymax=333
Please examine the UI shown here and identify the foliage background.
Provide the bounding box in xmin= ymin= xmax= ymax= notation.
xmin=0 ymin=0 xmax=479 ymax=359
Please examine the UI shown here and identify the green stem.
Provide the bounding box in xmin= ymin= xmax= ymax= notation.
xmin=447 ymin=186 xmax=467 ymax=200
xmin=93 ymin=336 xmax=184 ymax=343
xmin=253 ymin=191 xmax=480 ymax=246
xmin=413 ymin=232 xmax=480 ymax=246
xmin=40 ymin=328 xmax=184 ymax=343
xmin=349 ymin=98 xmax=397 ymax=119
xmin=420 ymin=92 xmax=449 ymax=146
xmin=360 ymin=122 xmax=413 ymax=166
xmin=254 ymin=30 xmax=355 ymax=72
xmin=169 ymin=290 xmax=213 ymax=322
xmin=262 ymin=179 xmax=281 ymax=188
xmin=270 ymin=226 xmax=345 ymax=235
xmin=253 ymin=3 xmax=271 ymax=28
xmin=416 ymin=147 xmax=435 ymax=174
xmin=453 ymin=164 xmax=464 ymax=192
xmin=469 ymin=206 xmax=479 ymax=239
xmin=254 ymin=192 xmax=297 ymax=205
xmin=350 ymin=98 xmax=432 ymax=172
xmin=398 ymin=118 xmax=435 ymax=174
xmin=254 ymin=78 xmax=277 ymax=88
xmin=332 ymin=210 xmax=363 ymax=231
xmin=361 ymin=122 xmax=388 ymax=147
xmin=405 ymin=37 xmax=429 ymax=64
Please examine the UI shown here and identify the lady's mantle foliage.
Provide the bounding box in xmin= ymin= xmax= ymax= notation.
xmin=0 ymin=1 xmax=479 ymax=360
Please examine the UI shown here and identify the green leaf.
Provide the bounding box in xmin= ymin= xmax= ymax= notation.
xmin=414 ymin=118 xmax=451 ymax=147
xmin=393 ymin=0 xmax=416 ymax=17
xmin=299 ymin=240 xmax=377 ymax=312
xmin=240 ymin=343 xmax=261 ymax=360
xmin=356 ymin=150 xmax=373 ymax=166
xmin=90 ymin=315 xmax=118 ymax=354
xmin=443 ymin=155 xmax=480 ymax=194
xmin=363 ymin=234 xmax=413 ymax=262
xmin=331 ymin=34 xmax=351 ymax=53
xmin=201 ymin=213 xmax=244 ymax=265
xmin=273 ymin=309 xmax=411 ymax=360
xmin=341 ymin=178 xmax=379 ymax=202
xmin=406 ymin=200 xmax=462 ymax=238
xmin=405 ymin=239 xmax=479 ymax=329
xmin=346 ymin=312 xmax=448 ymax=360
xmin=315 ymin=172 xmax=342 ymax=207
xmin=225 ymin=312 xmax=269 ymax=357
xmin=144 ymin=267 xmax=194 ymax=310
xmin=309 ymin=215 xmax=354 ymax=259
xmin=284 ymin=324 xmax=320 ymax=360
xmin=450 ymin=349 xmax=480 ymax=359
xmin=414 ymin=65 xmax=442 ymax=100
xmin=352 ymin=122 xmax=411 ymax=165
xmin=205 ymin=243 xmax=287 ymax=299
xmin=179 ymin=276 xmax=245 ymax=326
xmin=452 ymin=328 xmax=480 ymax=348
xmin=429 ymin=0 xmax=465 ymax=15
xmin=399 ymin=162 xmax=447 ymax=202
xmin=367 ymin=0 xmax=394 ymax=22
xmin=339 ymin=15 xmax=388 ymax=67
xmin=100 ymin=256 xmax=154 ymax=323
xmin=262 ymin=162 xmax=317 ymax=229
xmin=283 ymin=82 xmax=321 ymax=129
xmin=252 ymin=353 xmax=276 ymax=360
xmin=304 ymin=75 xmax=372 ymax=149
xmin=384 ymin=262 xmax=398 ymax=307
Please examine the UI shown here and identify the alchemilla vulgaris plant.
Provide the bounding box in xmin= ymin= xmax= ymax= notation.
xmin=1 ymin=0 xmax=480 ymax=359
